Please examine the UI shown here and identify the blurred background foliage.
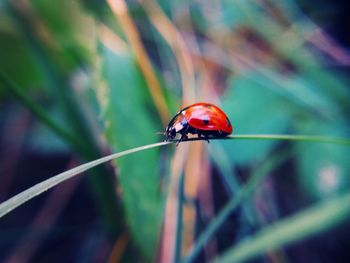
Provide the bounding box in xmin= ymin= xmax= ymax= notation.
xmin=0 ymin=0 xmax=349 ymax=262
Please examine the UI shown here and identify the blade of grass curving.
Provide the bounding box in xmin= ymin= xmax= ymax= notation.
xmin=0 ymin=142 xmax=170 ymax=219
xmin=182 ymin=148 xmax=290 ymax=263
xmin=0 ymin=134 xmax=349 ymax=220
xmin=213 ymin=192 xmax=350 ymax=263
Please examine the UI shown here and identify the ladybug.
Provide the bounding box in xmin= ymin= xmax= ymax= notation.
xmin=165 ymin=102 xmax=233 ymax=143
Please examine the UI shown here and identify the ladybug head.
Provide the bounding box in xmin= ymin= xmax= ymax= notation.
xmin=165 ymin=126 xmax=176 ymax=141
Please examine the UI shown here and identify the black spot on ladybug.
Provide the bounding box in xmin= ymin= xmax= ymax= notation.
xmin=203 ymin=118 xmax=210 ymax=125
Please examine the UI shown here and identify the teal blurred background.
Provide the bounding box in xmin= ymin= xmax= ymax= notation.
xmin=0 ymin=0 xmax=350 ymax=262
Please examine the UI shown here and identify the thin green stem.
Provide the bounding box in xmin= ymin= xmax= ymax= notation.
xmin=173 ymin=134 xmax=350 ymax=146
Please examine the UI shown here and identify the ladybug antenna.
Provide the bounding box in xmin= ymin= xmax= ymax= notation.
xmin=155 ymin=131 xmax=165 ymax=135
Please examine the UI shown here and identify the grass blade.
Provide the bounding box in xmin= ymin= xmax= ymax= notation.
xmin=1 ymin=134 xmax=349 ymax=220
xmin=179 ymin=134 xmax=350 ymax=146
xmin=213 ymin=192 xmax=350 ymax=263
xmin=0 ymin=142 xmax=170 ymax=219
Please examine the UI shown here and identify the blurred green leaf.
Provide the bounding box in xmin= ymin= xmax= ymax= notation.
xmin=3 ymin=0 xmax=126 ymax=235
xmin=222 ymin=73 xmax=292 ymax=165
xmin=30 ymin=0 xmax=93 ymax=71
xmin=79 ymin=0 xmax=110 ymax=20
xmin=301 ymin=65 xmax=350 ymax=115
xmin=0 ymin=27 xmax=44 ymax=90
xmin=214 ymin=192 xmax=350 ymax=263
xmin=26 ymin=106 xmax=71 ymax=153
xmin=100 ymin=45 xmax=166 ymax=260
xmin=221 ymin=64 xmax=348 ymax=165
xmin=295 ymin=120 xmax=350 ymax=200
xmin=219 ymin=0 xmax=248 ymax=28
xmin=250 ymin=69 xmax=342 ymax=120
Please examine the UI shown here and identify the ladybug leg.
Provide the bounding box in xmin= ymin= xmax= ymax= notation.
xmin=176 ymin=134 xmax=188 ymax=146
xmin=176 ymin=124 xmax=190 ymax=145
xmin=198 ymin=133 xmax=210 ymax=143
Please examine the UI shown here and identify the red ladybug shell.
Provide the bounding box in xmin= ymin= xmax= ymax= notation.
xmin=183 ymin=103 xmax=232 ymax=133
xmin=165 ymin=102 xmax=233 ymax=142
